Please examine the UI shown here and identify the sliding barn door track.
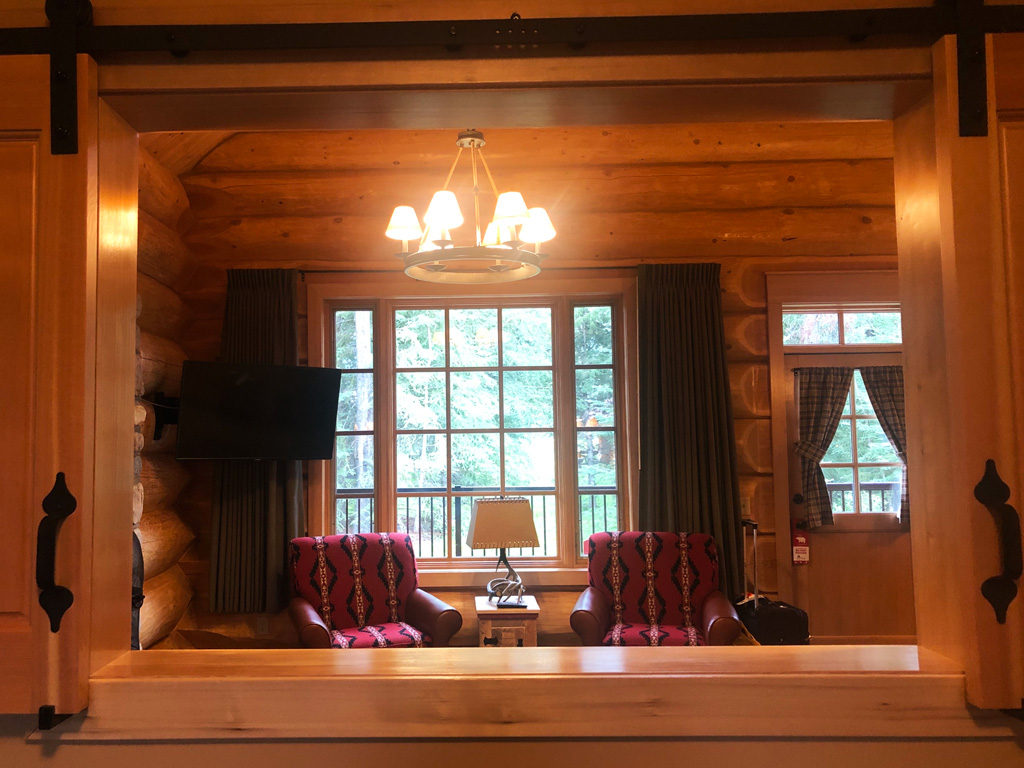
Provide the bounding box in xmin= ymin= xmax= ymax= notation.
xmin=2 ymin=2 xmax=1023 ymax=149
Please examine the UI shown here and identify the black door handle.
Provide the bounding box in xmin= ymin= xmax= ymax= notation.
xmin=36 ymin=472 xmax=76 ymax=633
xmin=974 ymin=460 xmax=1022 ymax=624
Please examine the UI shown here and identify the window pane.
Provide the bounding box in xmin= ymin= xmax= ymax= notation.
xmin=450 ymin=308 xmax=498 ymax=367
xmin=335 ymin=435 xmax=373 ymax=491
xmin=578 ymin=492 xmax=619 ymax=555
xmin=842 ymin=385 xmax=852 ymax=416
xmin=335 ymin=496 xmax=375 ymax=534
xmin=502 ymin=307 xmax=552 ymax=366
xmin=822 ymin=419 xmax=852 ymax=464
xmin=859 ymin=465 xmax=903 ymax=513
xmin=395 ymin=309 xmax=445 ymax=368
xmin=505 ymin=431 xmax=555 ymax=488
xmin=335 ymin=310 xmax=373 ymax=370
xmin=396 ymin=496 xmax=447 ymax=558
xmin=451 ymin=432 xmax=500 ymax=490
xmin=843 ymin=311 xmax=902 ymax=344
xmin=852 ymin=370 xmax=875 ymax=415
xmin=856 ymin=418 xmax=900 ymax=463
xmin=782 ymin=312 xmax=839 ymax=345
xmin=454 ymin=494 xmax=557 ymax=558
xmin=503 ymin=370 xmax=553 ymax=428
xmin=396 ymin=372 xmax=446 ymax=430
xmin=450 ymin=371 xmax=499 ymax=429
xmin=576 ymin=368 xmax=615 ymax=427
xmin=336 ymin=372 xmax=373 ymax=431
xmin=822 ymin=466 xmax=855 ymax=513
xmin=396 ymin=433 xmax=447 ymax=490
xmin=574 ymin=305 xmax=613 ymax=365
xmin=578 ymin=430 xmax=617 ymax=488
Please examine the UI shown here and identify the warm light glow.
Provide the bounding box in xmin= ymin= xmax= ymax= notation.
xmin=492 ymin=191 xmax=529 ymax=225
xmin=385 ymin=205 xmax=423 ymax=241
xmin=424 ymin=190 xmax=464 ymax=230
xmin=519 ymin=207 xmax=556 ymax=244
xmin=419 ymin=225 xmax=447 ymax=251
xmin=482 ymin=221 xmax=516 ymax=247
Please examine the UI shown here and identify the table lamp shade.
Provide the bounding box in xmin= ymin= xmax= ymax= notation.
xmin=467 ymin=498 xmax=539 ymax=549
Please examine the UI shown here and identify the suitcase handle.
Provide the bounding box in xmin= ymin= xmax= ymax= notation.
xmin=741 ymin=519 xmax=758 ymax=609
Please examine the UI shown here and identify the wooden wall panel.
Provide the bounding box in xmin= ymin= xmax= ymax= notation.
xmin=138 ymin=330 xmax=187 ymax=397
xmin=192 ymin=124 xmax=894 ymax=173
xmin=139 ymin=147 xmax=191 ymax=230
xmin=138 ymin=566 xmax=194 ymax=649
xmin=137 ymin=508 xmax=196 ymax=580
xmin=185 ymin=207 xmax=895 ymax=265
xmin=138 ymin=209 xmax=196 ymax=291
xmin=182 ymin=159 xmax=895 ymax=219
xmin=729 ymin=363 xmax=770 ymax=418
xmin=137 ymin=272 xmax=186 ymax=339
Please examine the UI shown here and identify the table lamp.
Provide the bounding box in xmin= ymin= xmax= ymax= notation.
xmin=467 ymin=497 xmax=539 ymax=608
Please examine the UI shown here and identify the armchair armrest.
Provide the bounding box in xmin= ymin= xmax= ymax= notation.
xmin=570 ymin=586 xmax=611 ymax=646
xmin=700 ymin=590 xmax=742 ymax=646
xmin=289 ymin=597 xmax=332 ymax=648
xmin=405 ymin=588 xmax=463 ymax=647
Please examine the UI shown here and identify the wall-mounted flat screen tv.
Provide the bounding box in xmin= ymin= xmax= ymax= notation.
xmin=176 ymin=361 xmax=341 ymax=460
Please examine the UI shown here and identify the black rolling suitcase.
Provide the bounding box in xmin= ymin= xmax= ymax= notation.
xmin=735 ymin=519 xmax=809 ymax=645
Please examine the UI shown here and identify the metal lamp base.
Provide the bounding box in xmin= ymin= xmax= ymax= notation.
xmin=486 ymin=547 xmax=526 ymax=607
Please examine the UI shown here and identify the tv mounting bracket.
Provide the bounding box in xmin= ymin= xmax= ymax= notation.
xmin=3 ymin=2 xmax=1024 ymax=150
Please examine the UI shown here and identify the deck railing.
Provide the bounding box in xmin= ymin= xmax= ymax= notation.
xmin=335 ymin=485 xmax=620 ymax=558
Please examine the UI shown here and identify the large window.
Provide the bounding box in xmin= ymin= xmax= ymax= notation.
xmin=782 ymin=308 xmax=903 ymax=517
xmin=325 ymin=293 xmax=629 ymax=567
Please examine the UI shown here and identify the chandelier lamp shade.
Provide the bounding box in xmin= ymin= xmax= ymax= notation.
xmin=385 ymin=130 xmax=556 ymax=284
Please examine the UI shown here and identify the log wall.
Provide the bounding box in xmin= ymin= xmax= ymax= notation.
xmin=149 ymin=121 xmax=897 ymax=646
xmin=134 ymin=145 xmax=198 ymax=649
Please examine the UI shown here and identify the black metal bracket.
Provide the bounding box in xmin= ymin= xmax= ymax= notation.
xmin=45 ymin=0 xmax=92 ymax=155
xmin=148 ymin=392 xmax=180 ymax=441
xmin=1 ymin=3 xmax=1021 ymax=153
xmin=38 ymin=704 xmax=72 ymax=731
xmin=955 ymin=0 xmax=988 ymax=137
xmin=973 ymin=459 xmax=1023 ymax=624
xmin=36 ymin=472 xmax=77 ymax=633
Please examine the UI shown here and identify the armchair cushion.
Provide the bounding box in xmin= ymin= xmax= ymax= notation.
xmin=330 ymin=622 xmax=430 ymax=648
xmin=602 ymin=623 xmax=705 ymax=647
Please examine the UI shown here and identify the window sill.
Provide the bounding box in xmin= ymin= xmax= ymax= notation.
xmin=55 ymin=645 xmax=1019 ymax=741
xmin=417 ymin=567 xmax=588 ymax=589
xmin=812 ymin=514 xmax=907 ymax=533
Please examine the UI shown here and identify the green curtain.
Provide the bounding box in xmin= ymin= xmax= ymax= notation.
xmin=637 ymin=263 xmax=744 ymax=600
xmin=210 ymin=269 xmax=304 ymax=613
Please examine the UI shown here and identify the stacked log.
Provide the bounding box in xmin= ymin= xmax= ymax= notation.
xmin=135 ymin=146 xmax=197 ymax=648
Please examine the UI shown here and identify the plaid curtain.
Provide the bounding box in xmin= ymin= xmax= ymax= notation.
xmin=794 ymin=367 xmax=854 ymax=528
xmin=859 ymin=365 xmax=909 ymax=526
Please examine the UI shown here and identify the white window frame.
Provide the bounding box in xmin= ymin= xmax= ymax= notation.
xmin=305 ymin=270 xmax=640 ymax=576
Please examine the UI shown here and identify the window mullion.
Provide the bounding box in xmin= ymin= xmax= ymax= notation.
xmin=378 ymin=299 xmax=397 ymax=534
xmin=554 ymin=296 xmax=577 ymax=567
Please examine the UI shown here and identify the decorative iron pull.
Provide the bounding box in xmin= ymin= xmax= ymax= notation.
xmin=36 ymin=472 xmax=77 ymax=632
xmin=973 ymin=460 xmax=1023 ymax=624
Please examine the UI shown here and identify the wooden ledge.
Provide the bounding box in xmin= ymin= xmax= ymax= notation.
xmin=64 ymin=645 xmax=1014 ymax=741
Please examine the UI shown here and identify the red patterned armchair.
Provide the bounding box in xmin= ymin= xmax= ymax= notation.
xmin=570 ymin=531 xmax=741 ymax=646
xmin=288 ymin=533 xmax=462 ymax=648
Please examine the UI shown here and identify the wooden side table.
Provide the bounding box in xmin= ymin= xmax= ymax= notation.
xmin=475 ymin=595 xmax=540 ymax=647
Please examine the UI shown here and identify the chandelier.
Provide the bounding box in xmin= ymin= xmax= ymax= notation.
xmin=385 ymin=129 xmax=556 ymax=284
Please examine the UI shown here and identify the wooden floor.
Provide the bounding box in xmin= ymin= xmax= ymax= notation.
xmin=70 ymin=645 xmax=1016 ymax=741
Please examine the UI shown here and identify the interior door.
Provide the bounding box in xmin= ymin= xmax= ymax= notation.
xmin=0 ymin=55 xmax=134 ymax=716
